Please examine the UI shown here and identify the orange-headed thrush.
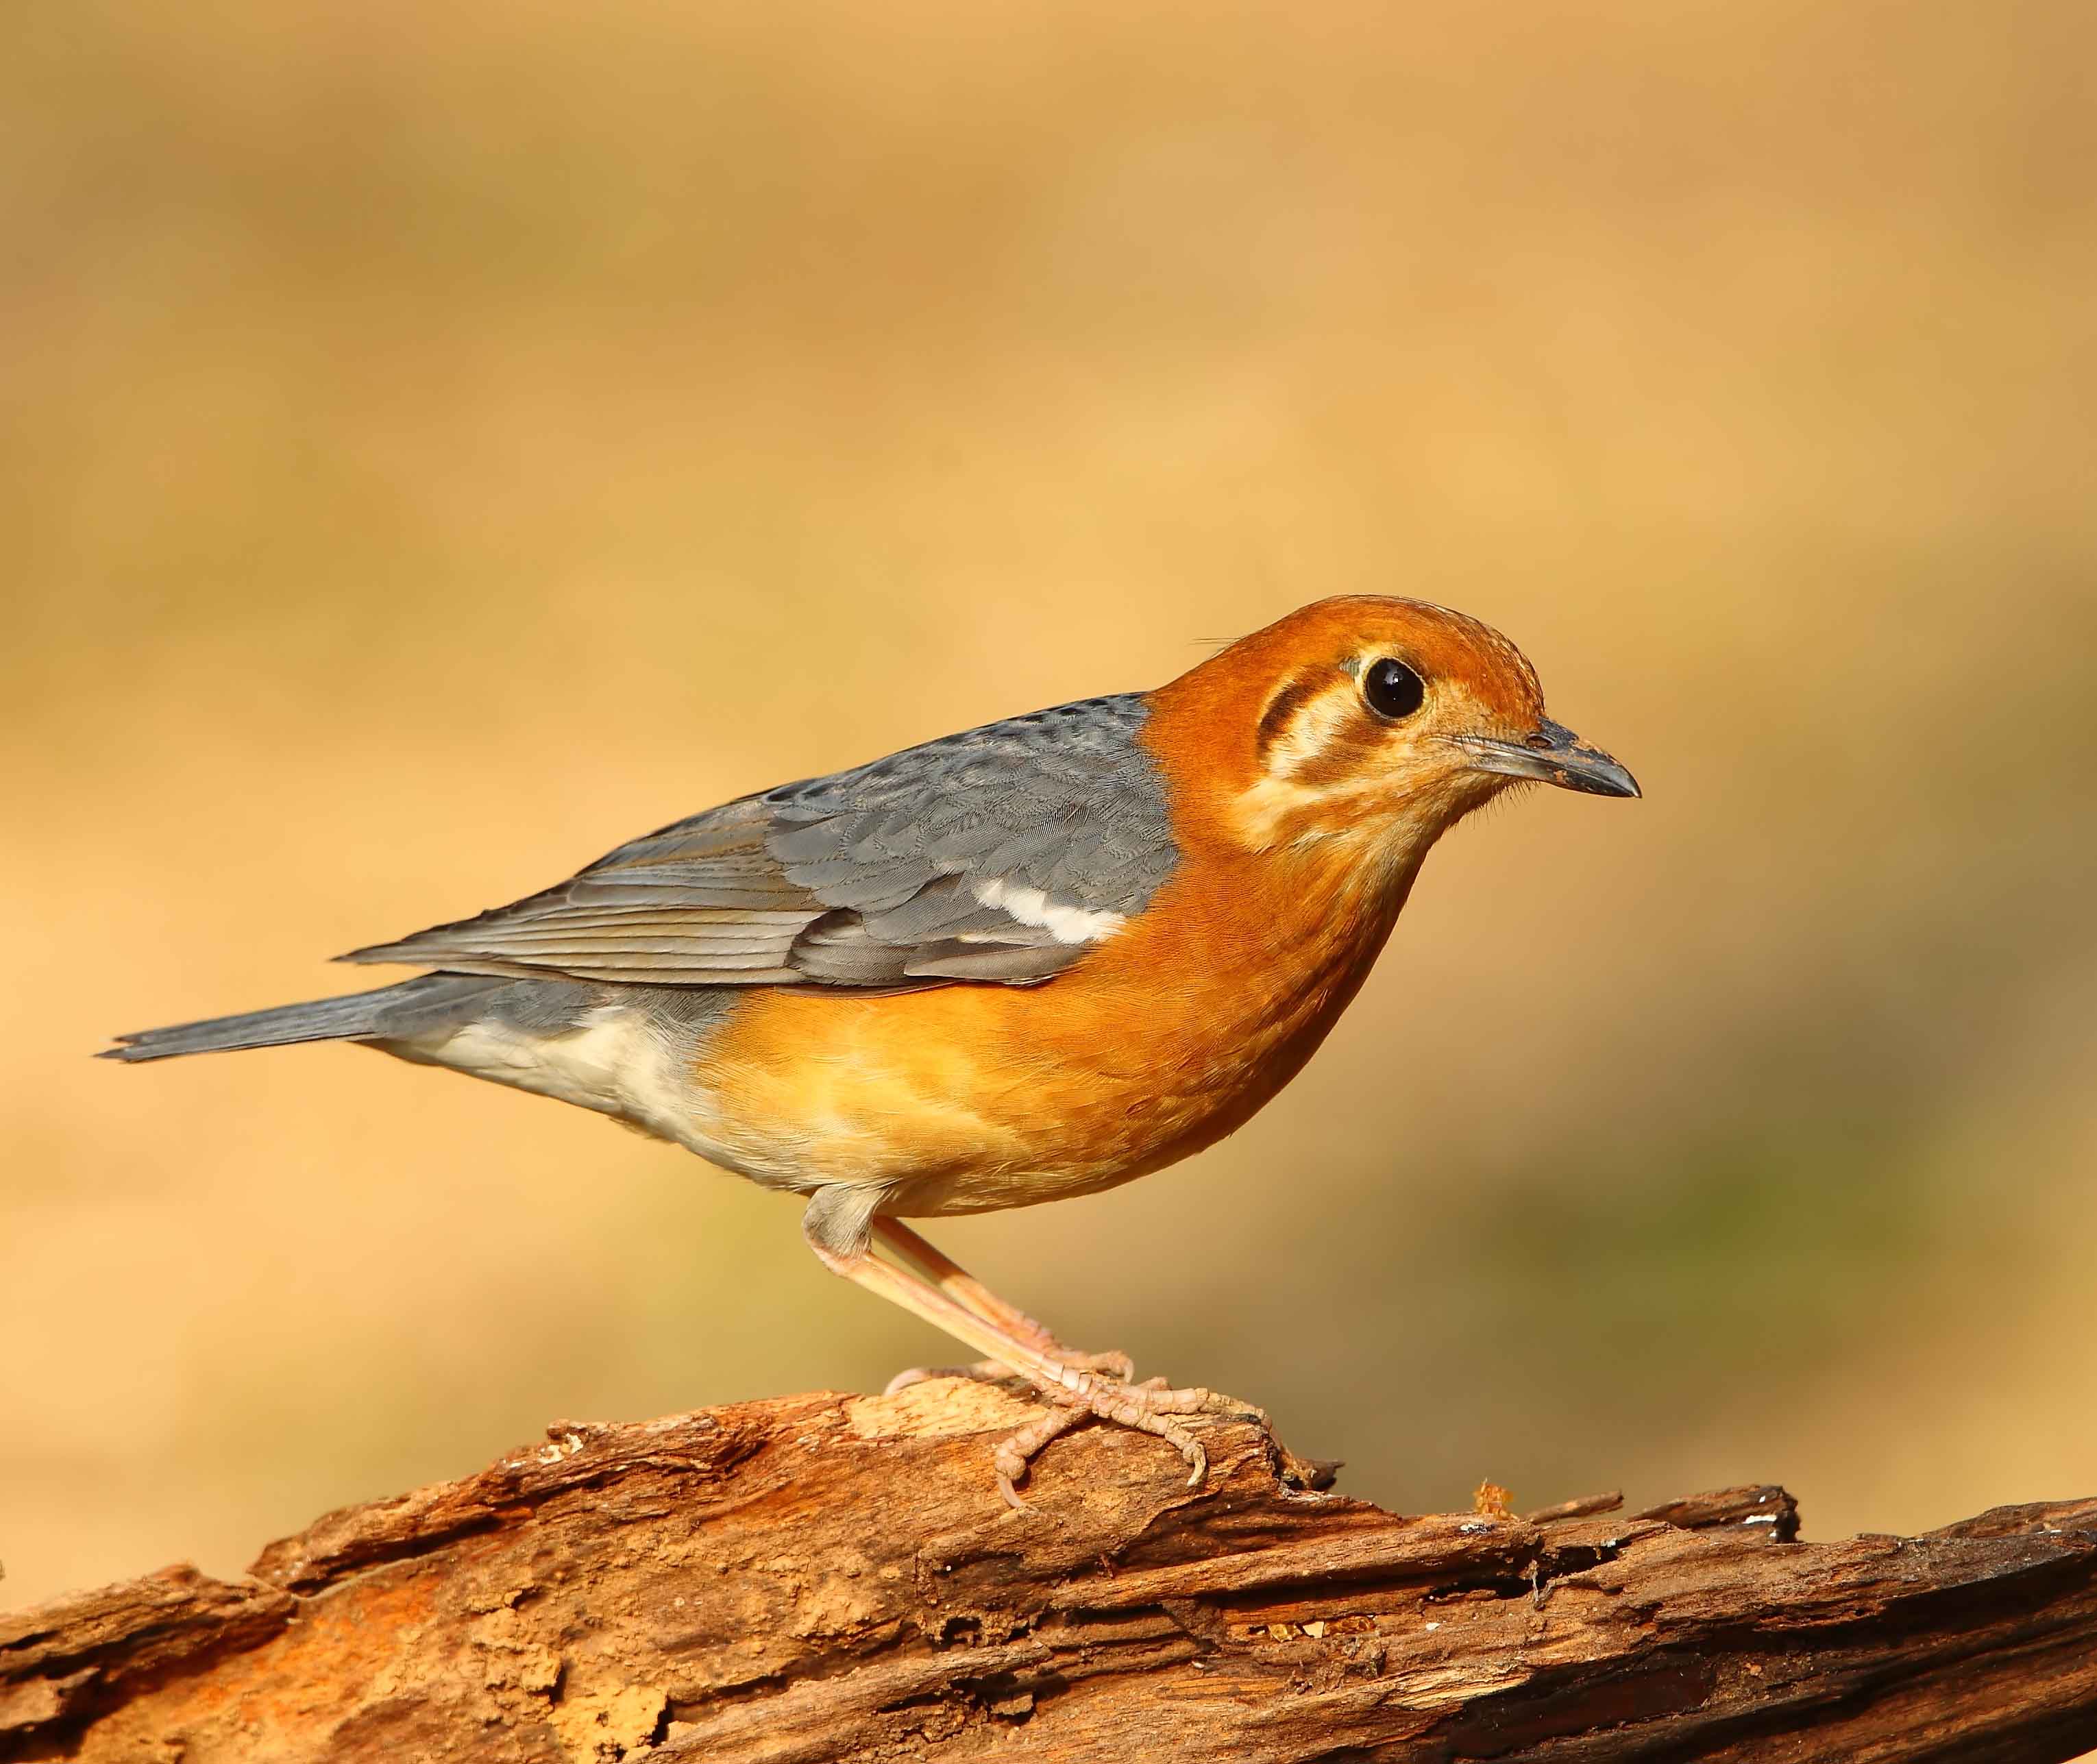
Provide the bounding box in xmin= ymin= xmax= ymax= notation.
xmin=107 ymin=598 xmax=1639 ymax=1500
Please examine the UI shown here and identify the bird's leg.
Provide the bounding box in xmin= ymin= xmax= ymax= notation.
xmin=803 ymin=1189 xmax=1220 ymax=1506
xmin=870 ymin=1218 xmax=1135 ymax=1386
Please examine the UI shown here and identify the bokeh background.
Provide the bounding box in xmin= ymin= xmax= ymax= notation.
xmin=5 ymin=0 xmax=2095 ymax=1613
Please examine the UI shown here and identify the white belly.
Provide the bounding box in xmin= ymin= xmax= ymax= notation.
xmin=387 ymin=1005 xmax=761 ymax=1173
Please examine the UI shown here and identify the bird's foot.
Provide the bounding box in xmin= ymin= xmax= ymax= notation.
xmin=993 ymin=1372 xmax=1236 ymax=1508
xmin=883 ymin=1345 xmax=1136 ymax=1397
xmin=1194 ymin=1391 xmax=1338 ymax=1491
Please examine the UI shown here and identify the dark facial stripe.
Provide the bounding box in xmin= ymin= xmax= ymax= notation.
xmin=1254 ymin=672 xmax=1327 ymax=762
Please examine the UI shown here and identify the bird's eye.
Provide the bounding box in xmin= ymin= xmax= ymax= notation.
xmin=1362 ymin=657 xmax=1425 ymax=720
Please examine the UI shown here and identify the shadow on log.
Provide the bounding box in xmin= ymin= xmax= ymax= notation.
xmin=4 ymin=1379 xmax=2096 ymax=1762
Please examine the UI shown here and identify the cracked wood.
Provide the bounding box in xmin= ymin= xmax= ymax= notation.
xmin=3 ymin=1379 xmax=2096 ymax=1763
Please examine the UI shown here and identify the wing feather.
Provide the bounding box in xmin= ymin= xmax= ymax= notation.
xmin=339 ymin=693 xmax=1175 ymax=990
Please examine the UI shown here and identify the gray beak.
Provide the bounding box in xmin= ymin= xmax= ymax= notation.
xmin=1452 ymin=719 xmax=1641 ymax=799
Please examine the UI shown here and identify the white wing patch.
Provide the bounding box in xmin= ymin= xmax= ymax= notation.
xmin=970 ymin=877 xmax=1127 ymax=946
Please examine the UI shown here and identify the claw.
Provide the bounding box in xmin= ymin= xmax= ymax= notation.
xmin=982 ymin=1367 xmax=1226 ymax=1504
xmin=992 ymin=1395 xmax=1090 ymax=1504
xmin=884 ymin=1359 xmax=1016 ymax=1396
xmin=1168 ymin=1427 xmax=1208 ymax=1487
xmin=885 ymin=1351 xmax=1131 ymax=1400
xmin=881 ymin=1337 xmax=1282 ymax=1506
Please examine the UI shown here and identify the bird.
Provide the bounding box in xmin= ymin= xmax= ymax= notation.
xmin=104 ymin=596 xmax=1638 ymax=1502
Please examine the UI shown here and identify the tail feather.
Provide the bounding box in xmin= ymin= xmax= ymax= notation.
xmin=101 ymin=975 xmax=506 ymax=1062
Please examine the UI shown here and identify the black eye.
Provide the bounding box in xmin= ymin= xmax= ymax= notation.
xmin=1362 ymin=657 xmax=1425 ymax=720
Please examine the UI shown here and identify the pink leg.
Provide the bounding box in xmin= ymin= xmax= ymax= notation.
xmin=871 ymin=1219 xmax=1134 ymax=1385
xmin=804 ymin=1198 xmax=1221 ymax=1505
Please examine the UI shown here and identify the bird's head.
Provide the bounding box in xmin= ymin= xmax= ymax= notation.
xmin=1150 ymin=596 xmax=1638 ymax=868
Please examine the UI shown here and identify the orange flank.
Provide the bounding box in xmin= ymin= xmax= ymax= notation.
xmin=701 ymin=837 xmax=1413 ymax=1214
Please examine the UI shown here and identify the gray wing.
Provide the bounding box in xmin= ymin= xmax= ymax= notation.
xmin=339 ymin=694 xmax=1177 ymax=989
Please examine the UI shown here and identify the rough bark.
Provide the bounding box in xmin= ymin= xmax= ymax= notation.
xmin=4 ymin=1379 xmax=2095 ymax=1763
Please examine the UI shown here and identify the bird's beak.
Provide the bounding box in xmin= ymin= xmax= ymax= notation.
xmin=1450 ymin=720 xmax=1641 ymax=799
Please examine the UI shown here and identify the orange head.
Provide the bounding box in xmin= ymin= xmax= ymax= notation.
xmin=1145 ymin=596 xmax=1637 ymax=868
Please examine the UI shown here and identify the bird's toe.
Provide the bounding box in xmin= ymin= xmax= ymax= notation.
xmin=883 ymin=1358 xmax=1020 ymax=1396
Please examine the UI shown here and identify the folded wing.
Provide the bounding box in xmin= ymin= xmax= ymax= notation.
xmin=339 ymin=694 xmax=1177 ymax=989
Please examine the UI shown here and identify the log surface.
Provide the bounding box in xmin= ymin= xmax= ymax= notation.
xmin=3 ymin=1380 xmax=2095 ymax=1763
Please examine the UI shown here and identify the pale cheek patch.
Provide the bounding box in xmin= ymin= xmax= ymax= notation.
xmin=1230 ymin=773 xmax=1393 ymax=855
xmin=1237 ymin=681 xmax=1391 ymax=850
xmin=972 ymin=877 xmax=1126 ymax=945
xmin=1262 ymin=687 xmax=1360 ymax=783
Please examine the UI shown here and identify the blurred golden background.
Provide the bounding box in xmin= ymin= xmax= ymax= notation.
xmin=5 ymin=0 xmax=2095 ymax=1612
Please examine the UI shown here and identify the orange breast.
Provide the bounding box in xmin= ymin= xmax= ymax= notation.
xmin=691 ymin=842 xmax=1421 ymax=1216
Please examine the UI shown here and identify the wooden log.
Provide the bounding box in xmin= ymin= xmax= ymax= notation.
xmin=4 ymin=1378 xmax=2095 ymax=1762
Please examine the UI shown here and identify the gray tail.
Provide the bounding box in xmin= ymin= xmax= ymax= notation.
xmin=101 ymin=975 xmax=507 ymax=1063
